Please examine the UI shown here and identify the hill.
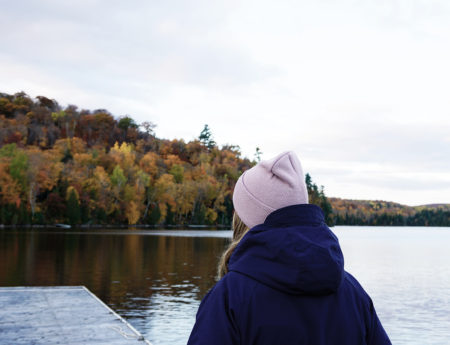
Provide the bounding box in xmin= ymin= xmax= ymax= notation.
xmin=0 ymin=91 xmax=255 ymax=226
xmin=1 ymin=91 xmax=449 ymax=227
xmin=330 ymin=198 xmax=450 ymax=226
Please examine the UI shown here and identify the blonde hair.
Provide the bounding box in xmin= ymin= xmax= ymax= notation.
xmin=217 ymin=212 xmax=250 ymax=279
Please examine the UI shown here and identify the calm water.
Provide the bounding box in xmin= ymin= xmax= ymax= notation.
xmin=1 ymin=227 xmax=449 ymax=345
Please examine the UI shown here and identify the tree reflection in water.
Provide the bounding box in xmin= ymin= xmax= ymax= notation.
xmin=0 ymin=229 xmax=231 ymax=345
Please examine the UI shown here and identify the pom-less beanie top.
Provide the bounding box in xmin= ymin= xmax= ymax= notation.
xmin=232 ymin=151 xmax=309 ymax=229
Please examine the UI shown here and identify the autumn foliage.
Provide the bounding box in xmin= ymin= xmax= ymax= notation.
xmin=0 ymin=92 xmax=253 ymax=226
xmin=1 ymin=91 xmax=448 ymax=227
xmin=330 ymin=198 xmax=450 ymax=226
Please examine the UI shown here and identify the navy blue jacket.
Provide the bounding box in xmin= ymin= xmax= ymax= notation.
xmin=188 ymin=204 xmax=391 ymax=345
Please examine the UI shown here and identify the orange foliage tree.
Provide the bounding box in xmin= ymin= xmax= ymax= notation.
xmin=0 ymin=92 xmax=254 ymax=225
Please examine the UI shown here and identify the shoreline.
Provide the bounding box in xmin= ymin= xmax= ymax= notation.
xmin=1 ymin=223 xmax=449 ymax=229
xmin=0 ymin=223 xmax=231 ymax=229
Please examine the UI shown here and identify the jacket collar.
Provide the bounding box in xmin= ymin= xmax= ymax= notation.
xmin=263 ymin=204 xmax=325 ymax=227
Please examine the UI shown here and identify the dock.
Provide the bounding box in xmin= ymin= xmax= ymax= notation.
xmin=0 ymin=286 xmax=152 ymax=345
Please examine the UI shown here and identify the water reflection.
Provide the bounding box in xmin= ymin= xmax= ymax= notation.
xmin=0 ymin=229 xmax=230 ymax=344
xmin=1 ymin=227 xmax=450 ymax=345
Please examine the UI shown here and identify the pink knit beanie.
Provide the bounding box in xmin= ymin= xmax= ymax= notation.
xmin=232 ymin=151 xmax=309 ymax=229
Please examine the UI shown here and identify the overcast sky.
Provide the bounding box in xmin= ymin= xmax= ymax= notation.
xmin=1 ymin=0 xmax=450 ymax=206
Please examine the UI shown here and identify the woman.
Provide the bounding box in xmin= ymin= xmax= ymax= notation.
xmin=187 ymin=151 xmax=391 ymax=345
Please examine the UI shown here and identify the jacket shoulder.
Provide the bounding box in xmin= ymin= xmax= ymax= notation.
xmin=342 ymin=271 xmax=376 ymax=320
xmin=343 ymin=273 xmax=392 ymax=345
xmin=222 ymin=270 xmax=260 ymax=296
xmin=204 ymin=271 xmax=259 ymax=304
xmin=343 ymin=271 xmax=371 ymax=301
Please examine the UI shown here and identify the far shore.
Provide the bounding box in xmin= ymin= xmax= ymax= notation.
xmin=0 ymin=223 xmax=231 ymax=229
xmin=1 ymin=223 xmax=449 ymax=229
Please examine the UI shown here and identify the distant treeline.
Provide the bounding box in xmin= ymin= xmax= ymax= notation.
xmin=330 ymin=198 xmax=450 ymax=227
xmin=0 ymin=92 xmax=449 ymax=227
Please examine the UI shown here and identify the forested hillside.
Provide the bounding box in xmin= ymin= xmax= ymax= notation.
xmin=1 ymin=91 xmax=448 ymax=227
xmin=0 ymin=92 xmax=259 ymax=225
xmin=331 ymin=198 xmax=450 ymax=226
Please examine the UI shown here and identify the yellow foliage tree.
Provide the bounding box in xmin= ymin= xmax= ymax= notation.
xmin=139 ymin=151 xmax=159 ymax=178
xmin=154 ymin=173 xmax=176 ymax=223
xmin=0 ymin=162 xmax=21 ymax=207
xmin=125 ymin=201 xmax=140 ymax=225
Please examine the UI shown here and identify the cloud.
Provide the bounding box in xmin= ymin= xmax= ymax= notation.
xmin=1 ymin=0 xmax=449 ymax=205
xmin=1 ymin=0 xmax=272 ymax=88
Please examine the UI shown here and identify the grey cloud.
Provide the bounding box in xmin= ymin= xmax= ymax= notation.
xmin=306 ymin=120 xmax=450 ymax=173
xmin=1 ymin=0 xmax=273 ymax=90
xmin=310 ymin=163 xmax=450 ymax=196
xmin=353 ymin=174 xmax=450 ymax=191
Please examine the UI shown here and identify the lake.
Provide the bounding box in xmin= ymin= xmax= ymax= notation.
xmin=1 ymin=226 xmax=449 ymax=345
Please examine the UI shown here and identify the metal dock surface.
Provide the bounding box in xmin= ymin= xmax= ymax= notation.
xmin=0 ymin=286 xmax=152 ymax=345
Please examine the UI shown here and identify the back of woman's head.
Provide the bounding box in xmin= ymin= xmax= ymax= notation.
xmin=233 ymin=151 xmax=308 ymax=229
xmin=217 ymin=151 xmax=309 ymax=278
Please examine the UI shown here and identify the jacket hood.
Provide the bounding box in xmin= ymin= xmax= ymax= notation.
xmin=228 ymin=204 xmax=344 ymax=295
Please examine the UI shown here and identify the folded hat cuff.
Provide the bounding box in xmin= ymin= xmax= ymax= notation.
xmin=232 ymin=172 xmax=275 ymax=229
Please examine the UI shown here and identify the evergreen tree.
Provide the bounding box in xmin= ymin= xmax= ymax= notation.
xmin=254 ymin=147 xmax=263 ymax=162
xmin=199 ymin=124 xmax=216 ymax=149
xmin=165 ymin=204 xmax=175 ymax=225
xmin=66 ymin=187 xmax=81 ymax=225
xmin=148 ymin=204 xmax=161 ymax=225
xmin=117 ymin=116 xmax=138 ymax=131
xmin=305 ymin=173 xmax=334 ymax=226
